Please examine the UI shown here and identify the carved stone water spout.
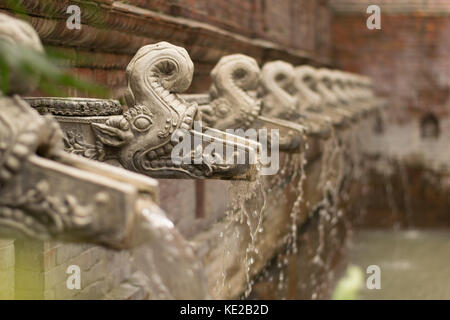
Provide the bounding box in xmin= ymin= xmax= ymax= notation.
xmin=316 ymin=68 xmax=359 ymax=124
xmin=28 ymin=43 xmax=259 ymax=180
xmin=329 ymin=71 xmax=374 ymax=117
xmin=295 ymin=66 xmax=351 ymax=128
xmin=187 ymin=54 xmax=305 ymax=152
xmin=0 ymin=13 xmax=164 ymax=249
xmin=259 ymin=60 xmax=331 ymax=138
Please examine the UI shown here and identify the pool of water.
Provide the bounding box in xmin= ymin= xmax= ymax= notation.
xmin=346 ymin=229 xmax=450 ymax=299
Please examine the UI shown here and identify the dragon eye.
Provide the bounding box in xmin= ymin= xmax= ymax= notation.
xmin=133 ymin=115 xmax=153 ymax=132
xmin=217 ymin=104 xmax=230 ymax=116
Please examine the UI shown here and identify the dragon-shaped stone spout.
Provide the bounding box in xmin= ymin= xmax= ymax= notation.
xmin=330 ymin=71 xmax=368 ymax=118
xmin=91 ymin=42 xmax=197 ymax=173
xmin=316 ymin=68 xmax=343 ymax=108
xmin=294 ymin=66 xmax=350 ymax=127
xmin=342 ymin=73 xmax=380 ymax=116
xmin=258 ymin=61 xmax=330 ymax=138
xmin=194 ymin=54 xmax=304 ymax=152
xmin=0 ymin=13 xmax=165 ymax=249
xmin=259 ymin=60 xmax=299 ymax=119
xmin=40 ymin=43 xmax=258 ymax=180
xmin=294 ymin=65 xmax=323 ymax=112
xmin=200 ymin=54 xmax=261 ymax=130
xmin=330 ymin=70 xmax=351 ymax=105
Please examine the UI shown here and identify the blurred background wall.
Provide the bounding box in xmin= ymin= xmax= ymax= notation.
xmin=331 ymin=0 xmax=450 ymax=122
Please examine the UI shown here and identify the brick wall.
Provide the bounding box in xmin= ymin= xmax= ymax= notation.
xmin=0 ymin=0 xmax=332 ymax=95
xmin=331 ymin=0 xmax=450 ymax=122
xmin=123 ymin=0 xmax=331 ymax=60
xmin=14 ymin=240 xmax=144 ymax=300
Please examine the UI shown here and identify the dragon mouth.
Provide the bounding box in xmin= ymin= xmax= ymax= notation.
xmin=135 ymin=129 xmax=259 ymax=180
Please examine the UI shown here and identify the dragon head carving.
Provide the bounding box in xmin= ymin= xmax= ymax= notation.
xmin=91 ymin=42 xmax=199 ymax=173
xmin=200 ymin=54 xmax=261 ymax=130
xmin=259 ymin=60 xmax=299 ymax=119
xmin=294 ymin=65 xmax=323 ymax=112
xmin=91 ymin=42 xmax=251 ymax=178
xmin=329 ymin=70 xmax=351 ymax=105
xmin=316 ymin=68 xmax=341 ymax=107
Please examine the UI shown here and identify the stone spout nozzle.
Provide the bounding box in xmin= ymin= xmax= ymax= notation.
xmin=0 ymin=150 xmax=161 ymax=250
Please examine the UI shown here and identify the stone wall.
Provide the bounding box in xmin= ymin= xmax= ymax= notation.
xmin=331 ymin=0 xmax=450 ymax=122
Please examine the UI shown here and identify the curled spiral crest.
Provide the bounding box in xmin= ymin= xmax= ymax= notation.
xmin=126 ymin=41 xmax=194 ymax=105
xmin=211 ymin=54 xmax=260 ymax=92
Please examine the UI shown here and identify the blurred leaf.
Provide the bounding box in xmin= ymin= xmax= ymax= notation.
xmin=3 ymin=0 xmax=30 ymax=21
xmin=332 ymin=265 xmax=364 ymax=300
xmin=0 ymin=39 xmax=109 ymax=97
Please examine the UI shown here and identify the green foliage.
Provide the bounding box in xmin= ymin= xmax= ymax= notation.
xmin=0 ymin=40 xmax=109 ymax=97
xmin=0 ymin=0 xmax=109 ymax=97
xmin=4 ymin=0 xmax=27 ymax=16
xmin=332 ymin=265 xmax=364 ymax=300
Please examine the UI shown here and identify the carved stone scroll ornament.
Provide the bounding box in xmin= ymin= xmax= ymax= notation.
xmin=294 ymin=66 xmax=348 ymax=128
xmin=198 ymin=54 xmax=262 ymax=130
xmin=28 ymin=43 xmax=258 ymax=180
xmin=0 ymin=13 xmax=166 ymax=249
xmin=347 ymin=74 xmax=366 ymax=101
xmin=193 ymin=54 xmax=305 ymax=152
xmin=339 ymin=73 xmax=381 ymax=116
xmin=329 ymin=71 xmax=367 ymax=118
xmin=358 ymin=75 xmax=383 ymax=112
xmin=316 ymin=68 xmax=357 ymax=124
xmin=329 ymin=71 xmax=351 ymax=105
xmin=355 ymin=75 xmax=379 ymax=112
xmin=258 ymin=61 xmax=331 ymax=138
xmin=259 ymin=61 xmax=298 ymax=119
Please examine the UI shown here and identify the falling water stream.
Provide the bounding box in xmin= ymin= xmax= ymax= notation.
xmin=223 ymin=166 xmax=267 ymax=298
xmin=119 ymin=106 xmax=446 ymax=300
xmin=384 ymin=162 xmax=401 ymax=229
xmin=287 ymin=133 xmax=309 ymax=256
xmin=263 ymin=131 xmax=310 ymax=295
xmin=309 ymin=119 xmax=372 ymax=299
xmin=346 ymin=119 xmax=371 ymax=227
xmin=398 ymin=161 xmax=414 ymax=227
